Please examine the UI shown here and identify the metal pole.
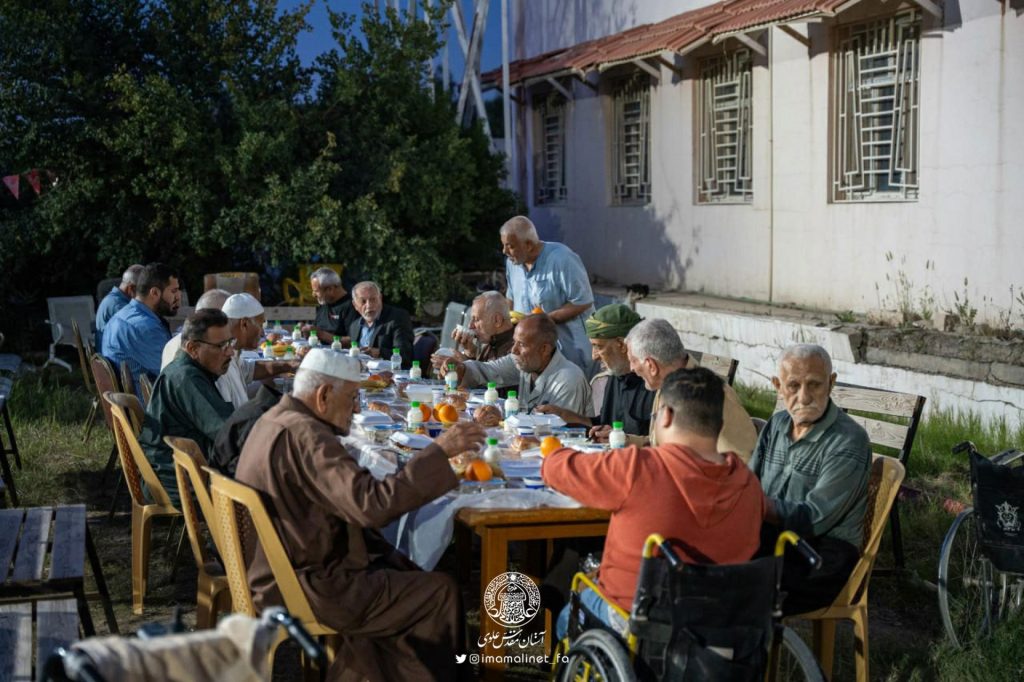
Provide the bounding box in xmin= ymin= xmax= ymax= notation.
xmin=501 ymin=0 xmax=512 ymax=164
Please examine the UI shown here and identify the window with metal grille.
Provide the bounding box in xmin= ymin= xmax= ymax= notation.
xmin=612 ymin=75 xmax=651 ymax=204
xmin=832 ymin=10 xmax=921 ymax=202
xmin=536 ymin=96 xmax=567 ymax=204
xmin=696 ymin=50 xmax=753 ymax=204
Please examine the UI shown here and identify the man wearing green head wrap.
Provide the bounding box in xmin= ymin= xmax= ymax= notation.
xmin=535 ymin=303 xmax=655 ymax=439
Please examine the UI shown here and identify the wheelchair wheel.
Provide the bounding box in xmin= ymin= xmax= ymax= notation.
xmin=558 ymin=628 xmax=635 ymax=682
xmin=938 ymin=508 xmax=998 ymax=648
xmin=773 ymin=627 xmax=826 ymax=682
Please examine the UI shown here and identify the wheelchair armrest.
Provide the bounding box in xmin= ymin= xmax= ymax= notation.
xmin=569 ymin=572 xmax=630 ymax=623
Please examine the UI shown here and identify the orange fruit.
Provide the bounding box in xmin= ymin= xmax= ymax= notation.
xmin=436 ymin=404 xmax=459 ymax=424
xmin=466 ymin=459 xmax=493 ymax=482
xmin=418 ymin=403 xmax=432 ymax=422
xmin=540 ymin=436 xmax=563 ymax=457
xmin=531 ymin=306 xmax=544 ymax=314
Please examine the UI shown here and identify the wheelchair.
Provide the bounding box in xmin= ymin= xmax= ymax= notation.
xmin=938 ymin=441 xmax=1024 ymax=649
xmin=553 ymin=532 xmax=826 ymax=682
xmin=39 ymin=607 xmax=325 ymax=682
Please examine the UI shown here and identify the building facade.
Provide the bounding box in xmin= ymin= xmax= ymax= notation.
xmin=490 ymin=0 xmax=1023 ymax=324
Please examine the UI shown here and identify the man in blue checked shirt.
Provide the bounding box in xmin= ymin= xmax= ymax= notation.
xmin=101 ymin=262 xmax=181 ymax=388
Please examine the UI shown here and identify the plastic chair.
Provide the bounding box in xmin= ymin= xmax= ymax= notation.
xmin=282 ymin=263 xmax=344 ymax=306
xmin=71 ymin=321 xmax=99 ymax=442
xmin=209 ymin=470 xmax=338 ymax=665
xmin=437 ymin=302 xmax=468 ymax=350
xmin=202 ymin=272 xmax=261 ymax=301
xmin=44 ymin=296 xmax=96 ymax=372
xmin=118 ymin=360 xmax=136 ymax=401
xmin=0 ymin=332 xmax=24 ymax=375
xmin=167 ymin=437 xmax=232 ymax=629
xmin=138 ymin=374 xmax=154 ymax=406
xmin=786 ymin=455 xmax=906 ymax=681
xmin=589 ymin=370 xmax=611 ymax=416
xmin=105 ymin=392 xmax=182 ymax=615
xmin=90 ymin=355 xmax=122 ymax=484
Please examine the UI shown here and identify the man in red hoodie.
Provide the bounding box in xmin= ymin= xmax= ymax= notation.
xmin=543 ymin=367 xmax=765 ymax=638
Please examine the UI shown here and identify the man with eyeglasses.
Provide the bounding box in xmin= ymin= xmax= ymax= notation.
xmin=139 ymin=309 xmax=235 ymax=505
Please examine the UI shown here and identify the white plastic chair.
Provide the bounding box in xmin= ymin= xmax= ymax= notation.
xmin=438 ymin=302 xmax=468 ymax=350
xmin=44 ymin=296 xmax=96 ymax=372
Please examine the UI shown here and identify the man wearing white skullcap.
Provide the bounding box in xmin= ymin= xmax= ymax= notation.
xmin=235 ymin=349 xmax=487 ymax=682
xmin=216 ymin=292 xmax=296 ymax=409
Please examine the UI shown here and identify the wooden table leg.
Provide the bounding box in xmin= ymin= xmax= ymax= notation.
xmin=454 ymin=521 xmax=472 ymax=585
xmin=85 ymin=526 xmax=119 ymax=634
xmin=479 ymin=526 xmax=509 ymax=681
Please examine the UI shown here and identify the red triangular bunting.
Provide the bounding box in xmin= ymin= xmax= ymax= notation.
xmin=26 ymin=170 xmax=41 ymax=195
xmin=2 ymin=175 xmax=19 ymax=200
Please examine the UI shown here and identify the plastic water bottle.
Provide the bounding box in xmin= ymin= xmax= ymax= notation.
xmin=503 ymin=390 xmax=520 ymax=417
xmin=349 ymin=341 xmax=359 ymax=357
xmin=274 ymin=320 xmax=285 ymax=333
xmin=608 ymin=421 xmax=627 ymax=449
xmin=409 ymin=360 xmax=422 ymax=380
xmin=482 ymin=438 xmax=501 ymax=466
xmin=484 ymin=382 xmax=499 ymax=405
xmin=445 ymin=363 xmax=459 ymax=392
xmin=331 ymin=336 xmax=343 ymax=351
xmin=308 ymin=335 xmax=320 ymax=347
xmin=407 ymin=401 xmax=424 ymax=431
xmin=291 ymin=327 xmax=303 ymax=341
xmin=390 ymin=347 xmax=402 ymax=372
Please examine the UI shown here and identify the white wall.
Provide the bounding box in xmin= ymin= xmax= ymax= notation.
xmin=513 ymin=0 xmax=1024 ymax=324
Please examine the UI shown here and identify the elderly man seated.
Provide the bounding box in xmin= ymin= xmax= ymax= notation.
xmin=535 ymin=304 xmax=655 ymax=438
xmin=344 ymin=281 xmax=414 ymax=367
xmin=102 ymin=262 xmax=181 ymax=387
xmin=750 ymin=344 xmax=871 ymax=615
xmin=310 ymin=266 xmax=354 ymax=344
xmin=543 ymin=367 xmax=765 ymax=638
xmin=95 ymin=264 xmax=143 ymax=350
xmin=430 ymin=291 xmax=515 ymax=375
xmin=235 ymin=349 xmax=486 ymax=681
xmin=624 ymin=319 xmax=758 ymax=461
xmin=139 ymin=310 xmax=235 ymax=505
xmin=450 ymin=313 xmax=591 ymax=416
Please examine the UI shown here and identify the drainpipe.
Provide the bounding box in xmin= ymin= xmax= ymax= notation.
xmin=768 ymin=27 xmax=775 ymax=304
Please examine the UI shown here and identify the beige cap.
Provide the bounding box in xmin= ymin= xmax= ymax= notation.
xmin=299 ymin=349 xmax=361 ymax=382
xmin=221 ymin=293 xmax=264 ymax=320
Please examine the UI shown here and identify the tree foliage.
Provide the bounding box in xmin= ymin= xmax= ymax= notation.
xmin=0 ymin=0 xmax=517 ymax=317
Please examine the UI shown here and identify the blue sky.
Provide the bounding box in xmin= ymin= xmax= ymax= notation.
xmin=277 ymin=0 xmax=506 ymax=83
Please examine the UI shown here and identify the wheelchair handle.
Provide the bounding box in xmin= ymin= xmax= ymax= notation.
xmin=774 ymin=531 xmax=822 ymax=571
xmin=266 ymin=610 xmax=326 ymax=667
xmin=642 ymin=534 xmax=683 ymax=568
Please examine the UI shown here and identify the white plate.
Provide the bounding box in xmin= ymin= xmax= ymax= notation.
xmin=389 ymin=432 xmax=434 ymax=449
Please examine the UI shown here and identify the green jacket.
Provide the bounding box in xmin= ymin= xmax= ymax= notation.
xmin=139 ymin=351 xmax=234 ymax=505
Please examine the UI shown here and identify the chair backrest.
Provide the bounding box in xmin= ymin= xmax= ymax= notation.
xmin=138 ymin=373 xmax=154 ymax=406
xmin=209 ymin=471 xmax=318 ymax=623
xmin=693 ymin=351 xmax=738 ymax=386
xmin=47 ymin=296 xmax=96 ymax=347
xmin=438 ymin=302 xmax=468 ymax=350
xmin=168 ymin=437 xmax=220 ymax=572
xmin=90 ymin=354 xmax=121 ymax=431
xmin=71 ymin=320 xmax=94 ymax=395
xmin=202 ymin=272 xmax=261 ymax=301
xmin=773 ymin=382 xmax=926 ymax=464
xmin=105 ymin=391 xmax=175 ymax=509
xmin=834 ymin=455 xmax=905 ymax=605
xmin=119 ymin=360 xmax=137 ymax=399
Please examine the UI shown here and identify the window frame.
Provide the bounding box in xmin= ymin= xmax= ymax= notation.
xmin=611 ymin=73 xmax=652 ymax=206
xmin=535 ymin=93 xmax=568 ymax=205
xmin=695 ymin=48 xmax=754 ymax=205
xmin=830 ymin=9 xmax=922 ymax=203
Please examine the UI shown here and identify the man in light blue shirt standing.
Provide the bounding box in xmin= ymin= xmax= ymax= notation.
xmin=101 ymin=262 xmax=181 ymax=386
xmin=95 ymin=264 xmax=143 ymax=350
xmin=501 ymin=216 xmax=595 ymax=371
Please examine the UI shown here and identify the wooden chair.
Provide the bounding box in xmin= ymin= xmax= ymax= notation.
xmin=71 ymin=320 xmax=100 ymax=442
xmin=167 ymin=437 xmax=231 ymax=629
xmin=202 ymin=272 xmax=261 ymax=301
xmin=138 ymin=373 xmax=154 ymax=406
xmin=787 ymin=455 xmax=905 ymax=681
xmin=774 ymin=382 xmax=925 ymax=570
xmin=105 ymin=392 xmax=182 ymax=615
xmin=282 ymin=263 xmax=344 ymax=306
xmin=209 ymin=470 xmax=338 ymax=666
xmin=693 ymin=350 xmax=739 ymax=385
xmin=0 ymin=377 xmax=19 ymax=507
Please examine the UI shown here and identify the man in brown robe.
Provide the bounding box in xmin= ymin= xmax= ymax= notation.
xmin=235 ymin=349 xmax=486 ymax=681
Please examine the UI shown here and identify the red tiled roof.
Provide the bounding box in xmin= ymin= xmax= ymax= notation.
xmin=482 ymin=0 xmax=853 ymax=89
